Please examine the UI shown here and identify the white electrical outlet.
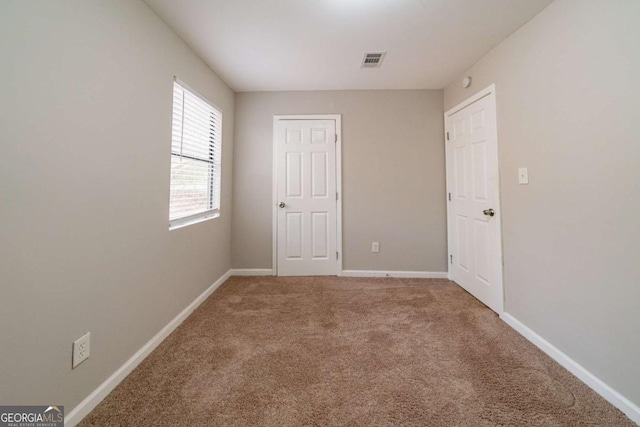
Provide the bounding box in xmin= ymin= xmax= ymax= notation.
xmin=73 ymin=332 xmax=91 ymax=368
xmin=372 ymin=242 xmax=380 ymax=253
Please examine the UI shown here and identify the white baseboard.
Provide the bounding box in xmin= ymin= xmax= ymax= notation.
xmin=342 ymin=270 xmax=448 ymax=279
xmin=501 ymin=312 xmax=640 ymax=425
xmin=230 ymin=268 xmax=274 ymax=276
xmin=229 ymin=269 xmax=446 ymax=279
xmin=65 ymin=270 xmax=232 ymax=427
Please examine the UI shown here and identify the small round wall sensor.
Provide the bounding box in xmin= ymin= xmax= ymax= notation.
xmin=462 ymin=76 xmax=472 ymax=88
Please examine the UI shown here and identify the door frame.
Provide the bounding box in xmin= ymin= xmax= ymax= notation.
xmin=444 ymin=84 xmax=504 ymax=313
xmin=272 ymin=114 xmax=343 ymax=276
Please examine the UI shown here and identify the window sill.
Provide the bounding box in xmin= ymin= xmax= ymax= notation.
xmin=169 ymin=211 xmax=220 ymax=231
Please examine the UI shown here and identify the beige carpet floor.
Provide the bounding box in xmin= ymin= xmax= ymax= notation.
xmin=79 ymin=276 xmax=634 ymax=426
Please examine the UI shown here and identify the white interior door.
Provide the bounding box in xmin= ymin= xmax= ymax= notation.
xmin=445 ymin=87 xmax=503 ymax=313
xmin=275 ymin=119 xmax=338 ymax=276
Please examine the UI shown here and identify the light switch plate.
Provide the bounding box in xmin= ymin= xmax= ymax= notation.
xmin=518 ymin=168 xmax=529 ymax=184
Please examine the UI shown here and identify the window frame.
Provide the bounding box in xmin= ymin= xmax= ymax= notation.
xmin=168 ymin=78 xmax=222 ymax=230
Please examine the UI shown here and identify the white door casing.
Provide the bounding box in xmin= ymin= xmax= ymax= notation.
xmin=445 ymin=85 xmax=504 ymax=313
xmin=273 ymin=116 xmax=342 ymax=276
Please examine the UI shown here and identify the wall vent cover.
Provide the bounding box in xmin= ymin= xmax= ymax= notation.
xmin=361 ymin=52 xmax=386 ymax=68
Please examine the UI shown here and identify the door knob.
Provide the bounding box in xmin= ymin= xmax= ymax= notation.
xmin=483 ymin=208 xmax=495 ymax=217
xmin=279 ymin=202 xmax=286 ymax=208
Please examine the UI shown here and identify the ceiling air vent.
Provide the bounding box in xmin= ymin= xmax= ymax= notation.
xmin=361 ymin=52 xmax=386 ymax=68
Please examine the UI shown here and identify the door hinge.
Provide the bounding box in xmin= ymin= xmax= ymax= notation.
xmin=335 ymin=134 xmax=338 ymax=143
xmin=446 ymin=132 xmax=450 ymax=141
xmin=450 ymin=255 xmax=453 ymax=264
xmin=336 ymin=192 xmax=339 ymax=201
xmin=336 ymin=251 xmax=339 ymax=260
xmin=448 ymin=192 xmax=451 ymax=201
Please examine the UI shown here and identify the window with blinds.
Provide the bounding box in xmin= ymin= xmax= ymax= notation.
xmin=169 ymin=79 xmax=222 ymax=228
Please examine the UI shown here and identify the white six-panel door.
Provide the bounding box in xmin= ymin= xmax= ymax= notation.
xmin=445 ymin=87 xmax=503 ymax=313
xmin=275 ymin=119 xmax=338 ymax=276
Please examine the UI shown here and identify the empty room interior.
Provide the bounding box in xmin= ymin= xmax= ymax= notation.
xmin=1 ymin=0 xmax=639 ymax=425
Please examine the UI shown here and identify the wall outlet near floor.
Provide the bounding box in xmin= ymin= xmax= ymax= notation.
xmin=73 ymin=332 xmax=91 ymax=368
xmin=372 ymin=242 xmax=380 ymax=253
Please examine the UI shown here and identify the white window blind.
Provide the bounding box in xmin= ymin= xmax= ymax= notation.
xmin=169 ymin=79 xmax=222 ymax=228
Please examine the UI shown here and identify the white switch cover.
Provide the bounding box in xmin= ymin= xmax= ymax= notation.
xmin=372 ymin=242 xmax=380 ymax=253
xmin=518 ymin=168 xmax=529 ymax=185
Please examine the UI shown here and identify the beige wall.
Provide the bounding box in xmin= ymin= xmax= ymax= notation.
xmin=0 ymin=0 xmax=234 ymax=411
xmin=445 ymin=0 xmax=640 ymax=406
xmin=232 ymin=90 xmax=447 ymax=272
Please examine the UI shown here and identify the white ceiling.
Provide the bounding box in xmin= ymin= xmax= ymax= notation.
xmin=145 ymin=0 xmax=553 ymax=92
